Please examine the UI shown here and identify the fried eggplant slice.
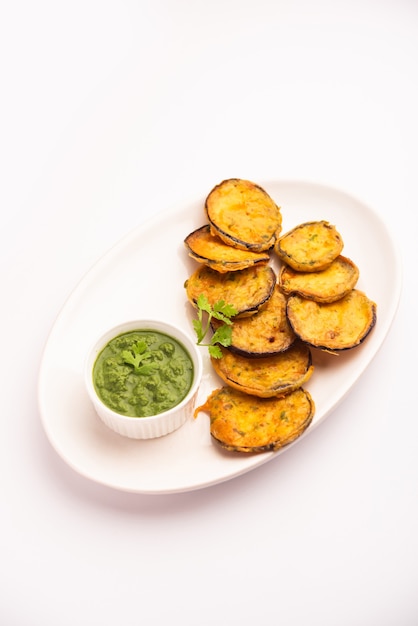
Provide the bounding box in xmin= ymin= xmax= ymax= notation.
xmin=211 ymin=342 xmax=314 ymax=398
xmin=275 ymin=220 xmax=344 ymax=271
xmin=194 ymin=386 xmax=315 ymax=453
xmin=205 ymin=178 xmax=282 ymax=252
xmin=211 ymin=284 xmax=295 ymax=357
xmin=185 ymin=264 xmax=276 ymax=318
xmin=286 ymin=289 xmax=377 ymax=351
xmin=184 ymin=225 xmax=270 ymax=273
xmin=279 ymin=255 xmax=360 ymax=303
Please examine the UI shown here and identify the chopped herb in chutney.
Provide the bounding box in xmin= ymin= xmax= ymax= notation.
xmin=93 ymin=330 xmax=194 ymax=417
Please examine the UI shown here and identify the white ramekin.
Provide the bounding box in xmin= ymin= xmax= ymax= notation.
xmin=84 ymin=319 xmax=203 ymax=439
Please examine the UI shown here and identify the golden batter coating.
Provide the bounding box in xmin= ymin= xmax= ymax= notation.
xmin=184 ymin=225 xmax=270 ymax=273
xmin=279 ymin=255 xmax=359 ymax=303
xmin=211 ymin=285 xmax=295 ymax=357
xmin=205 ymin=178 xmax=282 ymax=252
xmin=194 ymin=386 xmax=315 ymax=453
xmin=275 ymin=220 xmax=343 ymax=272
xmin=210 ymin=342 xmax=314 ymax=398
xmin=286 ymin=289 xmax=377 ymax=351
xmin=184 ymin=264 xmax=276 ymax=318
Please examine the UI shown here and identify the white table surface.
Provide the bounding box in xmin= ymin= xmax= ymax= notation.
xmin=1 ymin=1 xmax=417 ymax=624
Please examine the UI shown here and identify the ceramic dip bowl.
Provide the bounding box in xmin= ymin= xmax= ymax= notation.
xmin=85 ymin=319 xmax=203 ymax=439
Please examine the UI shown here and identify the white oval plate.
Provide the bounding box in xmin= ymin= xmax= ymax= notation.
xmin=38 ymin=181 xmax=402 ymax=494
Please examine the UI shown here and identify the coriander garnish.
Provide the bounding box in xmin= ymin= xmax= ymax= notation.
xmin=192 ymin=294 xmax=237 ymax=358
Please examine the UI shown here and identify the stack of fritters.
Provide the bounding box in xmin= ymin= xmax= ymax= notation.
xmin=184 ymin=178 xmax=376 ymax=453
xmin=276 ymin=220 xmax=376 ymax=352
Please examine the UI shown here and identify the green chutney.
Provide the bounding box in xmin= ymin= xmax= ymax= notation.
xmin=93 ymin=330 xmax=194 ymax=418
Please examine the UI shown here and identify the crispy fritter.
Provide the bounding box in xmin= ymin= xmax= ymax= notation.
xmin=210 ymin=342 xmax=314 ymax=398
xmin=275 ymin=220 xmax=343 ymax=271
xmin=211 ymin=285 xmax=295 ymax=357
xmin=185 ymin=264 xmax=276 ymax=318
xmin=279 ymin=255 xmax=359 ymax=303
xmin=184 ymin=225 xmax=270 ymax=273
xmin=205 ymin=178 xmax=282 ymax=252
xmin=286 ymin=289 xmax=377 ymax=351
xmin=194 ymin=386 xmax=315 ymax=453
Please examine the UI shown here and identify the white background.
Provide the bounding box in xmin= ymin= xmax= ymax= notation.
xmin=1 ymin=1 xmax=417 ymax=624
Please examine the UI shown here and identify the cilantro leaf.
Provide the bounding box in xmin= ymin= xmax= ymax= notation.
xmin=196 ymin=294 xmax=212 ymax=314
xmin=192 ymin=318 xmax=205 ymax=343
xmin=211 ymin=324 xmax=232 ymax=348
xmin=212 ymin=300 xmax=236 ymax=323
xmin=191 ymin=295 xmax=237 ymax=358
xmin=122 ymin=341 xmax=158 ymax=373
xmin=208 ymin=344 xmax=223 ymax=359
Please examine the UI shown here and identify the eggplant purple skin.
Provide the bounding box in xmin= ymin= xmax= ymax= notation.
xmin=206 ymin=218 xmax=276 ymax=252
xmin=202 ymin=283 xmax=276 ymax=318
xmin=204 ymin=178 xmax=280 ymax=252
xmin=210 ymin=320 xmax=296 ymax=359
xmin=219 ymin=346 xmax=313 ymax=393
xmin=184 ymin=225 xmax=270 ymax=269
xmin=210 ymin=433 xmax=279 ymax=454
xmin=186 ymin=265 xmax=277 ymax=318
